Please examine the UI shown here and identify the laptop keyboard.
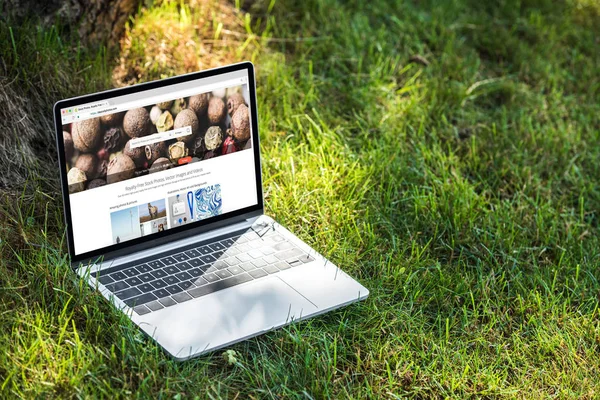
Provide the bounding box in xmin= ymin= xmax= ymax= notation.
xmin=94 ymin=228 xmax=315 ymax=315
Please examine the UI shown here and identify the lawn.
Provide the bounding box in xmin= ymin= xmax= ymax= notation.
xmin=1 ymin=0 xmax=599 ymax=398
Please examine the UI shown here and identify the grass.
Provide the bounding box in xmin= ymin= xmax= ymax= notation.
xmin=1 ymin=0 xmax=599 ymax=397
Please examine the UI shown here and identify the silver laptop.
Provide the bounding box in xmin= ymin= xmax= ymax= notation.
xmin=53 ymin=62 xmax=368 ymax=360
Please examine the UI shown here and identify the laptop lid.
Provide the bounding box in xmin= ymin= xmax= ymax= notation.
xmin=53 ymin=62 xmax=263 ymax=265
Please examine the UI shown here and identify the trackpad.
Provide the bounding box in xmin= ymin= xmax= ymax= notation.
xmin=141 ymin=277 xmax=318 ymax=358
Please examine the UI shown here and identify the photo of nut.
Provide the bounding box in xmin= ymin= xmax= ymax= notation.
xmin=227 ymin=92 xmax=246 ymax=116
xmin=145 ymin=141 xmax=167 ymax=165
xmin=231 ymin=104 xmax=250 ymax=141
xmin=156 ymin=111 xmax=174 ymax=132
xmin=100 ymin=112 xmax=124 ymax=127
xmin=107 ymin=153 xmax=136 ymax=184
xmin=63 ymin=131 xmax=74 ymax=160
xmin=188 ymin=93 xmax=209 ymax=116
xmin=123 ymin=139 xmax=146 ymax=167
xmin=191 ymin=134 xmax=205 ymax=157
xmin=75 ymin=153 xmax=98 ymax=180
xmin=204 ymin=126 xmax=223 ymax=150
xmin=174 ymin=109 xmax=199 ymax=143
xmin=72 ymin=118 xmax=102 ymax=152
xmin=168 ymin=142 xmax=188 ymax=161
xmin=103 ymin=126 xmax=125 ymax=152
xmin=150 ymin=105 xmax=162 ymax=124
xmin=67 ymin=167 xmax=87 ymax=193
xmin=123 ymin=108 xmax=151 ymax=138
xmin=212 ymin=88 xmax=226 ymax=98
xmin=157 ymin=100 xmax=173 ymax=110
xmin=170 ymin=98 xmax=187 ymax=116
xmin=207 ymin=96 xmax=226 ymax=125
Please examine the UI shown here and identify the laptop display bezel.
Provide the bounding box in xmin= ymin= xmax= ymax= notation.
xmin=53 ymin=62 xmax=264 ymax=265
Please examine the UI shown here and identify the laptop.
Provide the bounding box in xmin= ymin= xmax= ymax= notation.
xmin=53 ymin=62 xmax=369 ymax=360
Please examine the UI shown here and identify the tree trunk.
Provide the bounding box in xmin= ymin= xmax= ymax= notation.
xmin=4 ymin=0 xmax=137 ymax=50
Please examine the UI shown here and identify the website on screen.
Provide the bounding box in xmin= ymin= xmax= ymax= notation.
xmin=61 ymin=72 xmax=257 ymax=255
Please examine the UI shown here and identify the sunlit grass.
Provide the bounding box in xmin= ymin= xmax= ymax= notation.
xmin=1 ymin=0 xmax=599 ymax=397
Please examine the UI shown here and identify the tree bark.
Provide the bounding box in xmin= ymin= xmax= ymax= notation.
xmin=3 ymin=0 xmax=137 ymax=50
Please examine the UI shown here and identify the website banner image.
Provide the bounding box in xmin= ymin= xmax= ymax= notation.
xmin=63 ymin=85 xmax=251 ymax=193
xmin=63 ymin=78 xmax=258 ymax=256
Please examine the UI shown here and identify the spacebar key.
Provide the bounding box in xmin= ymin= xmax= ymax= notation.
xmin=188 ymin=273 xmax=253 ymax=298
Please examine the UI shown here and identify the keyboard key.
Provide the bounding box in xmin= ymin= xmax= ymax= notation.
xmin=151 ymin=279 xmax=168 ymax=289
xmin=159 ymin=297 xmax=177 ymax=307
xmin=225 ymin=257 xmax=240 ymax=266
xmin=264 ymin=255 xmax=279 ymax=264
xmin=134 ymin=305 xmax=151 ymax=315
xmin=125 ymin=293 xmax=157 ymax=307
xmin=163 ymin=266 xmax=179 ymax=275
xmin=136 ymin=264 xmax=152 ymax=273
xmin=115 ymin=287 xmax=142 ymax=300
xmin=148 ymin=260 xmax=164 ymax=269
xmin=153 ymin=288 xmax=170 ymax=298
xmin=164 ymin=276 xmax=180 ymax=285
xmin=222 ymin=238 xmax=235 ymax=247
xmin=212 ymin=250 xmax=225 ymax=259
xmin=215 ymin=270 xmax=233 ymax=279
xmin=213 ymin=261 xmax=228 ymax=270
xmin=185 ymin=249 xmax=202 ymax=258
xmin=248 ymin=250 xmax=263 ymax=259
xmin=139 ymin=273 xmax=154 ymax=282
xmin=123 ymin=268 xmax=138 ymax=277
xmin=98 ymin=275 xmax=114 ymax=285
xmin=165 ymin=285 xmax=183 ymax=295
xmin=273 ymin=242 xmax=294 ymax=251
xmin=151 ymin=269 xmax=168 ymax=279
xmin=271 ymin=234 xmax=285 ymax=242
xmin=161 ymin=256 xmax=177 ymax=265
xmin=275 ymin=261 xmax=291 ymax=271
xmin=261 ymin=247 xmax=276 ymax=255
xmin=178 ymin=261 xmax=192 ymax=270
xmin=175 ymin=271 xmax=192 ymax=281
xmin=200 ymin=254 xmax=217 ymax=264
xmin=125 ymin=277 xmax=143 ymax=286
xmin=173 ymin=253 xmax=189 ymax=262
xmin=224 ymin=247 xmax=240 ymax=256
xmin=209 ymin=242 xmax=225 ymax=252
xmin=188 ymin=268 xmax=203 ymax=278
xmin=240 ymin=262 xmax=256 ymax=272
xmin=188 ymin=273 xmax=253 ymax=298
xmin=138 ymin=283 xmax=154 ymax=293
xmin=188 ymin=258 xmax=204 ymax=267
xmin=146 ymin=301 xmax=164 ymax=311
xmin=227 ymin=266 xmax=244 ymax=275
xmin=249 ymin=269 xmax=268 ymax=279
xmin=263 ymin=265 xmax=279 ymax=274
xmin=172 ymin=292 xmax=192 ymax=303
xmin=203 ymin=273 xmax=219 ymax=283
xmin=106 ymin=281 xmax=129 ymax=292
xmin=251 ymin=259 xmax=267 ymax=268
xmin=237 ymin=253 xmax=252 ymax=262
xmin=275 ymin=248 xmax=304 ymax=260
xmin=236 ymin=244 xmax=251 ymax=253
xmin=198 ymin=246 xmax=212 ymax=255
xmin=178 ymin=280 xmax=195 ymax=290
xmin=110 ymin=271 xmax=127 ymax=281
xmin=191 ymin=277 xmax=208 ymax=286
xmin=288 ymin=259 xmax=303 ymax=267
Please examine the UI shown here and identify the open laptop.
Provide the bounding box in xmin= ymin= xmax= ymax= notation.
xmin=53 ymin=62 xmax=368 ymax=360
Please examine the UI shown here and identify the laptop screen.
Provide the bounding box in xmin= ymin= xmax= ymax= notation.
xmin=58 ymin=68 xmax=259 ymax=257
